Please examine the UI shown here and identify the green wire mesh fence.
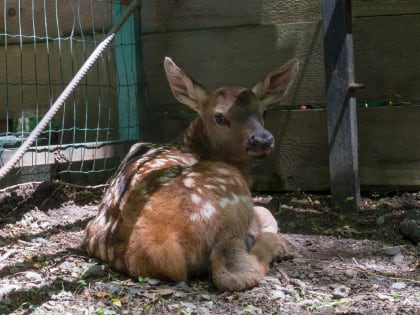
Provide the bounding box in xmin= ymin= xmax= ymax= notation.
xmin=0 ymin=1 xmax=143 ymax=188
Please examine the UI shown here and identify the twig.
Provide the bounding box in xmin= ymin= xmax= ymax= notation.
xmin=290 ymin=278 xmax=307 ymax=296
xmin=0 ymin=249 xmax=17 ymax=262
xmin=352 ymin=257 xmax=365 ymax=270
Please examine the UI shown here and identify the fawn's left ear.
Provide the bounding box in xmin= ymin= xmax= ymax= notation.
xmin=164 ymin=57 xmax=209 ymax=112
xmin=252 ymin=59 xmax=299 ymax=106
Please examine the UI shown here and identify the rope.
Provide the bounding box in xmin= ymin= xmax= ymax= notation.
xmin=0 ymin=0 xmax=141 ymax=181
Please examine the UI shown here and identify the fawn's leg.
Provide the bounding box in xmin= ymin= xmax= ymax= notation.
xmin=250 ymin=232 xmax=295 ymax=265
xmin=210 ymin=238 xmax=266 ymax=291
xmin=248 ymin=206 xmax=278 ymax=238
xmin=210 ymin=232 xmax=294 ymax=292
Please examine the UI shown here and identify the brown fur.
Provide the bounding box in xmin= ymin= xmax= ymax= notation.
xmin=84 ymin=57 xmax=298 ymax=291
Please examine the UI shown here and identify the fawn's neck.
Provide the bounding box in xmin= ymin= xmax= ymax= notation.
xmin=173 ymin=118 xmax=251 ymax=177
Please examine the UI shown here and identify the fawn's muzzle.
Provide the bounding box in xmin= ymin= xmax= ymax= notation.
xmin=245 ymin=129 xmax=275 ymax=158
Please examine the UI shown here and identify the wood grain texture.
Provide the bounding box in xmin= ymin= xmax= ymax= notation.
xmin=1 ymin=141 xmax=126 ymax=168
xmin=142 ymin=0 xmax=322 ymax=33
xmin=142 ymin=0 xmax=261 ymax=33
xmin=353 ymin=0 xmax=420 ymax=17
xmin=143 ymin=106 xmax=420 ymax=191
xmin=0 ymin=38 xmax=119 ymax=143
xmin=142 ymin=14 xmax=420 ymax=114
xmin=0 ymin=0 xmax=112 ymax=44
xmin=260 ymin=106 xmax=420 ymax=191
xmin=141 ymin=0 xmax=420 ymax=33
xmin=353 ymin=14 xmax=420 ymax=103
xmin=142 ymin=22 xmax=325 ymax=112
xmin=0 ymin=41 xmax=58 ymax=117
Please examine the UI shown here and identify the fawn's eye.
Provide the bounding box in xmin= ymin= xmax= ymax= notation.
xmin=262 ymin=108 xmax=268 ymax=120
xmin=214 ymin=112 xmax=230 ymax=127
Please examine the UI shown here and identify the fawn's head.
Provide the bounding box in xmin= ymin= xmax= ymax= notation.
xmin=164 ymin=57 xmax=299 ymax=165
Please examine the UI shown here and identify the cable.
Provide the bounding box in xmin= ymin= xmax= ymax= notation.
xmin=0 ymin=0 xmax=140 ymax=180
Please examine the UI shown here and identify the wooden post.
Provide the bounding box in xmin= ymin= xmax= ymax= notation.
xmin=322 ymin=0 xmax=361 ymax=210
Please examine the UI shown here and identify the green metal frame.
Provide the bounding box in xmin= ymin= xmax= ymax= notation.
xmin=113 ymin=3 xmax=145 ymax=142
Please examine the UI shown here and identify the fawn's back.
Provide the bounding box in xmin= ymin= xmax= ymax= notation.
xmin=84 ymin=57 xmax=298 ymax=291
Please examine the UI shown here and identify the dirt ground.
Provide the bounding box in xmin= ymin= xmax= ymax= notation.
xmin=0 ymin=181 xmax=418 ymax=315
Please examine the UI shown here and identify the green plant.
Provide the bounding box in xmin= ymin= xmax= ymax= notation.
xmin=95 ymin=308 xmax=106 ymax=315
xmin=142 ymin=303 xmax=153 ymax=313
xmin=391 ymin=293 xmax=399 ymax=299
xmin=344 ymin=196 xmax=355 ymax=203
xmin=138 ymin=275 xmax=150 ymax=287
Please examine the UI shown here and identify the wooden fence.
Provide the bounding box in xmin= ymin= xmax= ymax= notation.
xmin=140 ymin=0 xmax=420 ymax=191
xmin=1 ymin=0 xmax=420 ymax=191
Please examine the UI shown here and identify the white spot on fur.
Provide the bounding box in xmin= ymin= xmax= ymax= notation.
xmin=230 ymin=194 xmax=251 ymax=206
xmin=88 ymin=236 xmax=96 ymax=253
xmin=144 ymin=200 xmax=153 ymax=211
xmin=98 ymin=242 xmax=107 ymax=260
xmin=217 ymin=168 xmax=231 ymax=175
xmin=110 ymin=219 xmax=119 ymax=234
xmin=104 ymin=219 xmax=113 ymax=233
xmin=219 ymin=197 xmax=230 ymax=208
xmin=204 ymin=184 xmax=217 ymax=190
xmin=147 ymin=159 xmax=168 ymax=169
xmin=96 ymin=212 xmax=107 ymax=228
xmin=232 ymin=194 xmax=241 ymax=205
xmin=183 ymin=177 xmax=195 ymax=188
xmin=107 ymin=247 xmax=114 ymax=261
xmin=191 ymin=193 xmax=202 ymax=204
xmin=201 ymin=202 xmax=216 ymax=219
xmin=190 ymin=202 xmax=216 ymax=222
xmin=181 ymin=156 xmax=198 ymax=165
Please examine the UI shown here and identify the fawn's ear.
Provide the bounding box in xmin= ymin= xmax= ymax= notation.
xmin=164 ymin=57 xmax=208 ymax=112
xmin=252 ymin=59 xmax=299 ymax=106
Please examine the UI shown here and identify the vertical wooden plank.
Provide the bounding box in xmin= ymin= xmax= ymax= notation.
xmin=322 ymin=0 xmax=361 ymax=210
xmin=114 ymin=3 xmax=141 ymax=142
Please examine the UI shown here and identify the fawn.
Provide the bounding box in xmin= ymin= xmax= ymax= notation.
xmin=84 ymin=57 xmax=298 ymax=291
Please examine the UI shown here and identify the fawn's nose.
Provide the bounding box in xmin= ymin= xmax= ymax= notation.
xmin=247 ymin=129 xmax=275 ymax=151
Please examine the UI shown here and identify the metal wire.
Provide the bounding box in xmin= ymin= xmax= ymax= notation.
xmin=0 ymin=0 xmax=141 ymax=181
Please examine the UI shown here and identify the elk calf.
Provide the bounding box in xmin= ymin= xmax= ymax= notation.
xmin=84 ymin=57 xmax=298 ymax=291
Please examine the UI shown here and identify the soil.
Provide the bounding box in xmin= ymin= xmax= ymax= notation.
xmin=0 ymin=181 xmax=418 ymax=315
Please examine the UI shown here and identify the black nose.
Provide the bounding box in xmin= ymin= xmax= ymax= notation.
xmin=248 ymin=129 xmax=275 ymax=150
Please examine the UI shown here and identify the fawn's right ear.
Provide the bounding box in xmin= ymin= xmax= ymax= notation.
xmin=164 ymin=57 xmax=208 ymax=112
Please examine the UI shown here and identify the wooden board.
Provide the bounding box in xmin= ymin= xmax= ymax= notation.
xmin=0 ymin=41 xmax=56 ymax=118
xmin=353 ymin=0 xmax=420 ymax=17
xmin=143 ymin=106 xmax=420 ymax=192
xmin=142 ymin=0 xmax=261 ymax=34
xmin=141 ymin=0 xmax=420 ymax=34
xmin=0 ymin=141 xmax=127 ymax=168
xmin=0 ymin=38 xmax=119 ymax=143
xmin=353 ymin=14 xmax=420 ymax=103
xmin=0 ymin=0 xmax=113 ymax=44
xmin=142 ymin=22 xmax=325 ymax=112
xmin=142 ymin=14 xmax=420 ymax=114
xmin=259 ymin=106 xmax=420 ymax=191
